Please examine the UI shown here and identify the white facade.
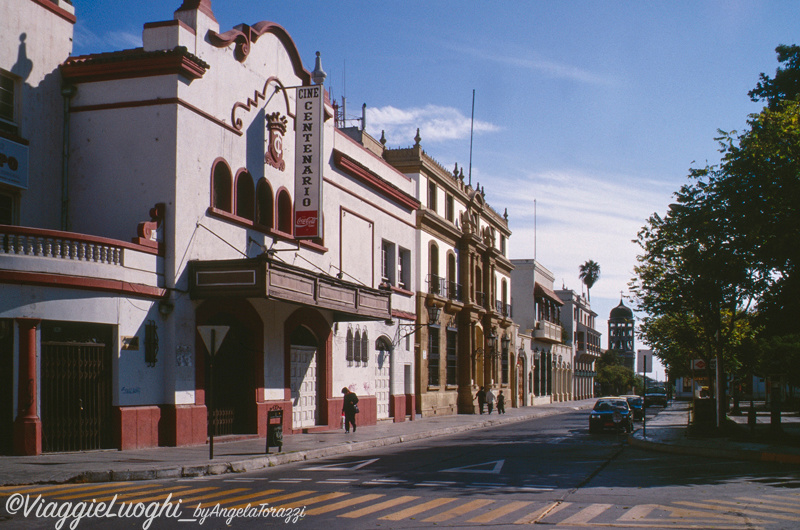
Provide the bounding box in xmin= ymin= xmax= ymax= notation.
xmin=1 ymin=0 xmax=420 ymax=454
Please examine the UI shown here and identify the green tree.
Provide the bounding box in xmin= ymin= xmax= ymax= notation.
xmin=631 ymin=174 xmax=759 ymax=426
xmin=749 ymin=44 xmax=800 ymax=109
xmin=595 ymin=349 xmax=636 ymax=396
xmin=579 ymin=260 xmax=600 ymax=301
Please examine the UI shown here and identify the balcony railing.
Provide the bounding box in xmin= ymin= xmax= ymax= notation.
xmin=475 ymin=291 xmax=485 ymax=307
xmin=1 ymin=230 xmax=124 ymax=265
xmin=534 ymin=320 xmax=562 ymax=343
xmin=495 ymin=300 xmax=512 ymax=318
xmin=426 ymin=274 xmax=462 ymax=302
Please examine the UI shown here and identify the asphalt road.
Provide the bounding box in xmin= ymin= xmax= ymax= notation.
xmin=1 ymin=408 xmax=798 ymax=529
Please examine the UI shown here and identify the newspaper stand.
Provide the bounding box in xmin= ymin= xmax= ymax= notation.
xmin=266 ymin=406 xmax=283 ymax=454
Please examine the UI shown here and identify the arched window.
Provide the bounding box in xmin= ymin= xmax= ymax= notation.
xmin=447 ymin=252 xmax=457 ymax=300
xmin=236 ymin=170 xmax=254 ymax=221
xmin=360 ymin=331 xmax=369 ymax=365
xmin=429 ymin=242 xmax=440 ymax=294
xmin=277 ymin=189 xmax=292 ymax=234
xmin=212 ymin=160 xmax=232 ymax=212
xmin=354 ymin=329 xmax=362 ymax=366
xmin=346 ymin=328 xmax=354 ymax=364
xmin=256 ymin=179 xmax=274 ymax=229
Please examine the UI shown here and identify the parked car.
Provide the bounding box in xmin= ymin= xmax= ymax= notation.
xmin=589 ymin=398 xmax=633 ymax=433
xmin=621 ymin=395 xmax=644 ymax=420
xmin=645 ymin=393 xmax=668 ymax=407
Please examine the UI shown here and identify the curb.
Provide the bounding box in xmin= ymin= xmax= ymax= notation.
xmin=70 ymin=405 xmax=593 ymax=484
xmin=628 ymin=432 xmax=800 ymax=465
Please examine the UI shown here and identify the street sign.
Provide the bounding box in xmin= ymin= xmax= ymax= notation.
xmin=637 ymin=349 xmax=653 ymax=373
xmin=197 ymin=326 xmax=230 ymax=355
xmin=691 ymin=358 xmax=716 ymax=370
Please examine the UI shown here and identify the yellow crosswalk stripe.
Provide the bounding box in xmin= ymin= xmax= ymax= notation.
xmin=50 ymin=483 xmax=172 ymax=501
xmin=270 ymin=492 xmax=348 ymax=510
xmin=423 ymin=498 xmax=494 ymax=522
xmin=175 ymin=487 xmax=251 ymax=507
xmin=763 ymin=494 xmax=800 ymax=503
xmin=0 ymin=482 xmax=134 ymax=496
xmin=305 ymin=494 xmax=384 ymax=516
xmin=559 ymin=503 xmax=612 ymax=525
xmin=338 ymin=495 xmax=419 ymax=518
xmin=378 ymin=497 xmax=456 ymax=521
xmin=727 ymin=497 xmax=800 ymax=514
xmin=675 ymin=501 xmax=793 ymax=522
xmin=466 ymin=500 xmax=532 ymax=523
xmin=97 ymin=486 xmax=211 ymax=504
xmin=225 ymin=490 xmax=312 ymax=510
xmin=618 ymin=504 xmax=658 ymax=522
xmin=515 ymin=501 xmax=571 ymax=524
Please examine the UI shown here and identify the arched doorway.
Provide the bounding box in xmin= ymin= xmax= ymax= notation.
xmin=196 ymin=300 xmax=263 ymax=438
xmin=375 ymin=337 xmax=392 ymax=420
xmin=204 ymin=313 xmax=257 ymax=436
xmin=289 ymin=325 xmax=319 ymax=429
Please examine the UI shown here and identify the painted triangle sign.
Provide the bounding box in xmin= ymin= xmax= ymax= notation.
xmin=197 ymin=325 xmax=230 ymax=356
xmin=441 ymin=459 xmax=505 ymax=474
xmin=306 ymin=458 xmax=379 ymax=471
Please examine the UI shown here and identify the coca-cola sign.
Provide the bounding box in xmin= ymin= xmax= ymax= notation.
xmin=294 ymin=85 xmax=323 ymax=239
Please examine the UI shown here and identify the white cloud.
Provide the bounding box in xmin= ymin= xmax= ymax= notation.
xmin=365 ymin=105 xmax=499 ymax=145
xmin=73 ymin=23 xmax=142 ymax=54
xmin=446 ymin=43 xmax=617 ymax=87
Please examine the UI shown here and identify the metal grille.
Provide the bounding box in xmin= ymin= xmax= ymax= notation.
xmin=41 ymin=342 xmax=112 ymax=452
xmin=211 ymin=407 xmax=235 ymax=436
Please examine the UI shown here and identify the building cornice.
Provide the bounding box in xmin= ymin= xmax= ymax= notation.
xmin=61 ymin=46 xmax=209 ymax=84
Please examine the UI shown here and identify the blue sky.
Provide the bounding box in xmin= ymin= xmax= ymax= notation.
xmin=70 ymin=1 xmax=800 ymax=380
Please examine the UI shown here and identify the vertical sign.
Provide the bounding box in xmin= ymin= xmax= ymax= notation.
xmin=294 ymin=86 xmax=324 ymax=239
xmin=637 ymin=349 xmax=653 ymax=373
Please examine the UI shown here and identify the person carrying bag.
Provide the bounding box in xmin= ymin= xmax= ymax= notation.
xmin=342 ymin=387 xmax=359 ymax=433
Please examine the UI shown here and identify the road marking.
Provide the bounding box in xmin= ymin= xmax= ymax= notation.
xmin=176 ymin=487 xmax=252 ymax=507
xmin=559 ymin=503 xmax=612 ymax=525
xmin=225 ymin=489 xmax=310 ymax=510
xmin=423 ymin=498 xmax=494 ymax=522
xmin=466 ymin=500 xmax=532 ymax=523
xmin=338 ymin=495 xmax=418 ymax=518
xmin=319 ymin=479 xmax=358 ymax=484
xmin=441 ymin=459 xmax=505 ymax=474
xmin=721 ymin=498 xmax=800 ymax=514
xmin=515 ymin=501 xmax=571 ymax=524
xmin=98 ymin=486 xmax=205 ymax=504
xmin=271 ymin=491 xmax=348 ymax=510
xmin=675 ymin=500 xmax=796 ymax=522
xmin=306 ymin=458 xmax=379 ymax=471
xmin=305 ymin=494 xmax=384 ymax=515
xmin=271 ymin=478 xmax=312 ymax=483
xmin=54 ymin=484 xmax=193 ymax=502
xmin=378 ymin=497 xmax=456 ymax=521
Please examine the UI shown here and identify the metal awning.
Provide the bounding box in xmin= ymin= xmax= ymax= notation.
xmin=535 ymin=282 xmax=564 ymax=305
xmin=188 ymin=256 xmax=391 ymax=322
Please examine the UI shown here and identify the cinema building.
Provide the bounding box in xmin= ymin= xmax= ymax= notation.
xmin=1 ymin=0 xmax=420 ymax=454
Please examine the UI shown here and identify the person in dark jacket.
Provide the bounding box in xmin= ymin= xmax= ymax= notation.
xmin=497 ymin=390 xmax=506 ymax=414
xmin=342 ymin=387 xmax=359 ymax=433
xmin=476 ymin=387 xmax=486 ymax=414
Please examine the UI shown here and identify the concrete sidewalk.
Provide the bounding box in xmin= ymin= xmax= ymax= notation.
xmin=629 ymin=400 xmax=800 ymax=465
xmin=0 ymin=399 xmax=597 ymax=487
xmin=3 ymin=398 xmax=798 ymax=487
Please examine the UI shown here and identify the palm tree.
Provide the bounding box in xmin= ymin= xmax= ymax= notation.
xmin=579 ymin=260 xmax=601 ymax=301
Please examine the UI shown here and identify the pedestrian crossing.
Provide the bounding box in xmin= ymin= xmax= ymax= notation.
xmin=1 ymin=481 xmax=799 ymax=527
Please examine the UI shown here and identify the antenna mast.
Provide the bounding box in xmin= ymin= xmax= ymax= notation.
xmin=468 ymin=89 xmax=475 ymax=187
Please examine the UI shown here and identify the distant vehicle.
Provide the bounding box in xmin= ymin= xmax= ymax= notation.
xmin=589 ymin=398 xmax=633 ymax=434
xmin=645 ymin=393 xmax=668 ymax=407
xmin=621 ymin=395 xmax=644 ymax=420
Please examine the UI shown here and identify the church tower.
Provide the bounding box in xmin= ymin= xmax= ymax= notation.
xmin=608 ymin=298 xmax=635 ymax=371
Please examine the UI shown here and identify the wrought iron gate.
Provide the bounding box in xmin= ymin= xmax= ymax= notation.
xmin=41 ymin=341 xmax=113 ymax=452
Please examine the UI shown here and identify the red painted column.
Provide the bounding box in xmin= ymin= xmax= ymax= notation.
xmin=14 ymin=319 xmax=42 ymax=456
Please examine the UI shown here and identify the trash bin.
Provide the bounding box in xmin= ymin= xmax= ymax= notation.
xmin=266 ymin=407 xmax=283 ymax=454
xmin=692 ymin=398 xmax=716 ymax=430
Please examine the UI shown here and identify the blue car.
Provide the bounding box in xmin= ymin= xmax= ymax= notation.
xmin=589 ymin=398 xmax=633 ymax=433
xmin=622 ymin=395 xmax=644 ymax=421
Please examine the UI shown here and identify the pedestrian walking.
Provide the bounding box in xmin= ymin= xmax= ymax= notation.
xmin=476 ymin=387 xmax=486 ymax=414
xmin=486 ymin=387 xmax=496 ymax=414
xmin=342 ymin=387 xmax=359 ymax=433
xmin=497 ymin=390 xmax=506 ymax=414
